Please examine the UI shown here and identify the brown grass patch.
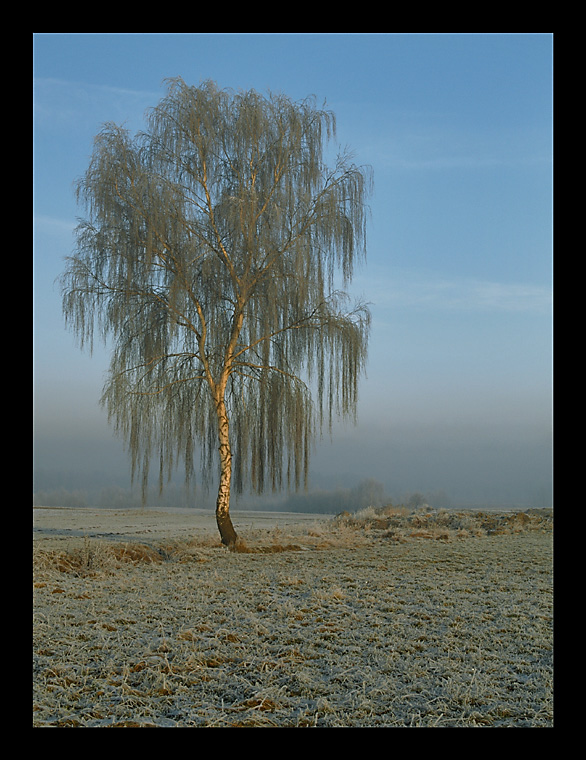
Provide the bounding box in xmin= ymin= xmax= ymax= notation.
xmin=232 ymin=538 xmax=303 ymax=554
xmin=109 ymin=544 xmax=163 ymax=564
xmin=33 ymin=539 xmax=164 ymax=576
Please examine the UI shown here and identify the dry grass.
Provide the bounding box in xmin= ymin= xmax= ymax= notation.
xmin=33 ymin=506 xmax=553 ymax=727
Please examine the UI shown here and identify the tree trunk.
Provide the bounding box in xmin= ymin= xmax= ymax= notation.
xmin=215 ymin=398 xmax=238 ymax=549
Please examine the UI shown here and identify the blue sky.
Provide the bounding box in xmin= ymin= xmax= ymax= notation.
xmin=33 ymin=33 xmax=553 ymax=508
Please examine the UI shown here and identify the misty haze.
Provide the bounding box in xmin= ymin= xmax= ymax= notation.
xmin=33 ymin=414 xmax=552 ymax=512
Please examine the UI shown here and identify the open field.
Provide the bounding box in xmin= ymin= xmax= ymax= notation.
xmin=33 ymin=506 xmax=553 ymax=727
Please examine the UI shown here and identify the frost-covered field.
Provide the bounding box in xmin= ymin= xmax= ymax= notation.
xmin=33 ymin=506 xmax=553 ymax=727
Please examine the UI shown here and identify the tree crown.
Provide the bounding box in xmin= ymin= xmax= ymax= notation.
xmin=62 ymin=78 xmax=372 ymax=497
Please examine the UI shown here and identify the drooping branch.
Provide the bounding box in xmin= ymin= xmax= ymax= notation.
xmin=60 ymin=78 xmax=372 ymax=532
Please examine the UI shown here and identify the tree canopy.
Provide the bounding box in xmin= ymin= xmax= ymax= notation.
xmin=61 ymin=78 xmax=372 ymax=547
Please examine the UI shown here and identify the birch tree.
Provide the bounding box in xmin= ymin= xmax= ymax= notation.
xmin=61 ymin=78 xmax=372 ymax=549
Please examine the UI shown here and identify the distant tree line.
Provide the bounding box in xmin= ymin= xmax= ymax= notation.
xmin=265 ymin=478 xmax=388 ymax=514
xmin=33 ymin=478 xmax=391 ymax=512
xmin=34 ymin=478 xmax=548 ymax=513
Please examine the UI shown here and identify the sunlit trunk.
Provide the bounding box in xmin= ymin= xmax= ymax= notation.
xmin=215 ymin=398 xmax=238 ymax=549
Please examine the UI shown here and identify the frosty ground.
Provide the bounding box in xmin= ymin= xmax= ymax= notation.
xmin=33 ymin=506 xmax=553 ymax=727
